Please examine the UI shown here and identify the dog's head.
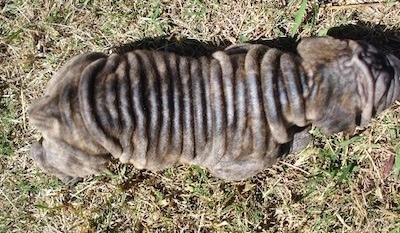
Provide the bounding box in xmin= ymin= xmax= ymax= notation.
xmin=298 ymin=36 xmax=400 ymax=134
xmin=30 ymin=139 xmax=110 ymax=185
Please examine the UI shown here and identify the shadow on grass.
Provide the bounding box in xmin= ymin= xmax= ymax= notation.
xmin=112 ymin=21 xmax=399 ymax=58
xmin=327 ymin=22 xmax=400 ymax=58
xmin=112 ymin=36 xmax=227 ymax=57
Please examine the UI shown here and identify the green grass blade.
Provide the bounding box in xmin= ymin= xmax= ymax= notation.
xmin=291 ymin=0 xmax=308 ymax=37
xmin=394 ymin=149 xmax=400 ymax=177
xmin=336 ymin=162 xmax=356 ymax=185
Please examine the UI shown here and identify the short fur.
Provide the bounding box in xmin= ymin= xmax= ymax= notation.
xmin=28 ymin=37 xmax=400 ymax=184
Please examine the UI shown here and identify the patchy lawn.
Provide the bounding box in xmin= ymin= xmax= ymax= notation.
xmin=1 ymin=0 xmax=400 ymax=232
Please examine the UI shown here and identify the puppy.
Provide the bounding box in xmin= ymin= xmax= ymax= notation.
xmin=28 ymin=37 xmax=400 ymax=184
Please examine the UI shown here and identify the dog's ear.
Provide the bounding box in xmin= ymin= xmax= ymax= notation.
xmin=31 ymin=138 xmax=111 ymax=185
xmin=297 ymin=36 xmax=352 ymax=67
xmin=312 ymin=99 xmax=360 ymax=135
xmin=30 ymin=141 xmax=77 ymax=184
xmin=30 ymin=141 xmax=45 ymax=167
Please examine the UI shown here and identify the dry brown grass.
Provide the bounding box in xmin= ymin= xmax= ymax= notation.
xmin=1 ymin=0 xmax=400 ymax=232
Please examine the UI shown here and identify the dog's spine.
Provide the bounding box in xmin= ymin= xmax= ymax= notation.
xmin=78 ymin=48 xmax=308 ymax=170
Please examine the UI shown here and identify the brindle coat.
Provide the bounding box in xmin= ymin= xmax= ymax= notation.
xmin=28 ymin=37 xmax=400 ymax=184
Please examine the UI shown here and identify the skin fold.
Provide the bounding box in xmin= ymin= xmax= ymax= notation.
xmin=28 ymin=36 xmax=400 ymax=184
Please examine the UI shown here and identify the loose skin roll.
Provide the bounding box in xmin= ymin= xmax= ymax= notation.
xmin=28 ymin=37 xmax=400 ymax=184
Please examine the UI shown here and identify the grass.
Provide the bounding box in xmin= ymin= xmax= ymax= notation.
xmin=1 ymin=0 xmax=400 ymax=232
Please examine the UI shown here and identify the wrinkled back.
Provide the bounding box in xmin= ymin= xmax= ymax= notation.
xmin=28 ymin=37 xmax=400 ymax=184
